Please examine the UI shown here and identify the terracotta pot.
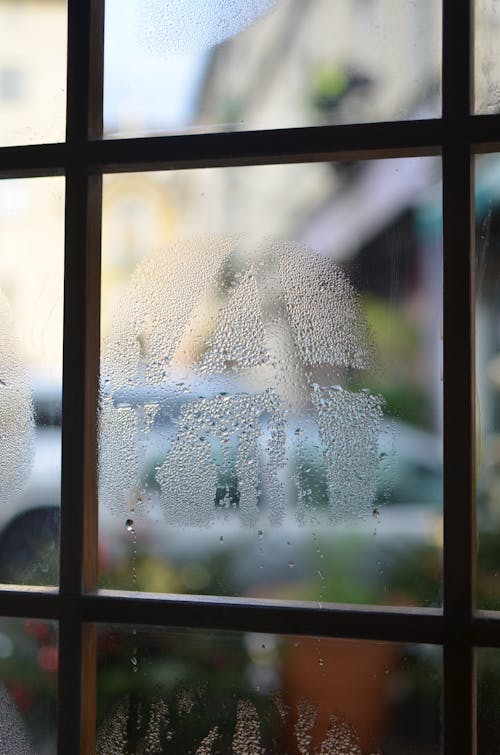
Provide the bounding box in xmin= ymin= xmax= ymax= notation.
xmin=280 ymin=636 xmax=398 ymax=753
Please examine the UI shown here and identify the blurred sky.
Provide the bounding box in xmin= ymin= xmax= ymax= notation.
xmin=104 ymin=0 xmax=206 ymax=134
xmin=104 ymin=0 xmax=281 ymax=134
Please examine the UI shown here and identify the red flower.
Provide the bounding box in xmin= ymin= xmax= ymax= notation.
xmin=37 ymin=645 xmax=58 ymax=673
xmin=24 ymin=619 xmax=52 ymax=643
xmin=6 ymin=680 xmax=35 ymax=714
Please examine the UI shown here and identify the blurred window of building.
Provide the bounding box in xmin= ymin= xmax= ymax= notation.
xmin=0 ymin=67 xmax=23 ymax=101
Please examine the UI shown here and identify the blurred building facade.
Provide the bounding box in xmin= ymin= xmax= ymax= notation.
xmin=196 ymin=0 xmax=440 ymax=129
xmin=0 ymin=0 xmax=499 ymax=412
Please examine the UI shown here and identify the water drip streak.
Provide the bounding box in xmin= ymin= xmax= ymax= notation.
xmin=126 ymin=517 xmax=138 ymax=587
xmin=312 ymin=531 xmax=325 ymax=599
xmin=257 ymin=529 xmax=264 ymax=570
xmin=131 ymin=628 xmax=139 ymax=677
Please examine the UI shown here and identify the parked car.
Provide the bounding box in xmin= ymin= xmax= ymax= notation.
xmin=0 ymin=374 xmax=442 ymax=599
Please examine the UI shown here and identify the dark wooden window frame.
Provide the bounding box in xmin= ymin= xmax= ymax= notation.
xmin=0 ymin=0 xmax=498 ymax=752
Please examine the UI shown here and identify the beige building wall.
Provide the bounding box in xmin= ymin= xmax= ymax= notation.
xmin=0 ymin=1 xmax=67 ymax=380
xmin=1 ymin=0 xmax=499 ymax=379
xmin=0 ymin=0 xmax=66 ymax=146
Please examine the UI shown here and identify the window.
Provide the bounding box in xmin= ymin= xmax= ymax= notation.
xmin=0 ymin=68 xmax=23 ymax=101
xmin=0 ymin=0 xmax=497 ymax=752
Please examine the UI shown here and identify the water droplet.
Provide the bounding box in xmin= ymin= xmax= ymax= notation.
xmin=126 ymin=518 xmax=134 ymax=531
xmin=100 ymin=235 xmax=381 ymax=537
xmin=137 ymin=0 xmax=278 ymax=55
xmin=288 ymin=560 xmax=295 ymax=569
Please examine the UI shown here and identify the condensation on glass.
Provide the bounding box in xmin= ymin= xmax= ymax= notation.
xmin=475 ymin=0 xmax=500 ymax=114
xmin=0 ymin=617 xmax=57 ymax=753
xmin=0 ymin=177 xmax=64 ymax=585
xmin=103 ymin=0 xmax=441 ymax=138
xmin=475 ymin=153 xmax=500 ymax=609
xmin=0 ymin=0 xmax=67 ymax=146
xmin=96 ymin=625 xmax=442 ymax=754
xmin=98 ymin=158 xmax=443 ymax=607
xmin=477 ymin=648 xmax=500 ymax=754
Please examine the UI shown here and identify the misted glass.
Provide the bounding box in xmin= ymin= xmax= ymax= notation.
xmin=104 ymin=0 xmax=441 ymax=138
xmin=99 ymin=158 xmax=443 ymax=607
xmin=96 ymin=625 xmax=442 ymax=754
xmin=0 ymin=177 xmax=63 ymax=586
xmin=475 ymin=0 xmax=500 ymax=114
xmin=0 ymin=617 xmax=57 ymax=753
xmin=476 ymin=153 xmax=500 ymax=608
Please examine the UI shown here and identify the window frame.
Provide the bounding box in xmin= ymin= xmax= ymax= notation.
xmin=0 ymin=0 xmax=497 ymax=752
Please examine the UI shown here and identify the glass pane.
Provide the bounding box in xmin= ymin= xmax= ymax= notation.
xmin=0 ymin=617 xmax=57 ymax=753
xmin=0 ymin=177 xmax=64 ymax=586
xmin=99 ymin=159 xmax=443 ymax=607
xmin=475 ymin=154 xmax=500 ymax=609
xmin=478 ymin=648 xmax=500 ymax=754
xmin=104 ymin=0 xmax=441 ymax=139
xmin=475 ymin=0 xmax=500 ymax=114
xmin=0 ymin=0 xmax=67 ymax=146
xmin=97 ymin=625 xmax=442 ymax=754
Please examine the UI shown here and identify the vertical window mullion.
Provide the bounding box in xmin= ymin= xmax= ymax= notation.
xmin=59 ymin=1 xmax=103 ymax=754
xmin=442 ymin=0 xmax=476 ymax=753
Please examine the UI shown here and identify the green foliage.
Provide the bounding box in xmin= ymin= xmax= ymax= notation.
xmin=310 ymin=65 xmax=349 ymax=110
xmin=352 ymin=295 xmax=431 ymax=428
xmin=478 ymin=529 xmax=500 ymax=610
xmin=301 ymin=534 xmax=441 ymax=607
